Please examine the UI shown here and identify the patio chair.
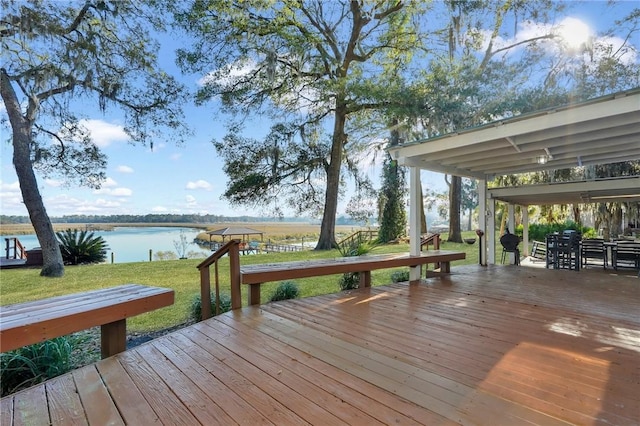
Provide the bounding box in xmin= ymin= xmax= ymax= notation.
xmin=500 ymin=231 xmax=520 ymax=265
xmin=612 ymin=241 xmax=640 ymax=271
xmin=580 ymin=238 xmax=607 ymax=269
xmin=557 ymin=231 xmax=581 ymax=271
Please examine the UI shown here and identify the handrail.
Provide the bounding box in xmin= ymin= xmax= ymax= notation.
xmin=420 ymin=233 xmax=441 ymax=250
xmin=337 ymin=230 xmax=378 ymax=252
xmin=4 ymin=238 xmax=27 ymax=260
xmin=196 ymin=239 xmax=241 ymax=320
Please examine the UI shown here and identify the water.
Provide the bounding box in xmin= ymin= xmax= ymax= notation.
xmin=5 ymin=227 xmax=205 ymax=264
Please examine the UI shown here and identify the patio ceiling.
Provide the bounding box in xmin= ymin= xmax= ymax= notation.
xmin=388 ymin=88 xmax=640 ymax=183
xmin=488 ymin=176 xmax=640 ymax=206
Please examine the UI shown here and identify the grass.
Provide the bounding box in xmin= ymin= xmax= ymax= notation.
xmin=0 ymin=231 xmax=480 ymax=333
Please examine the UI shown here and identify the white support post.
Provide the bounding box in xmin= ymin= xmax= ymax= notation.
xmin=487 ymin=197 xmax=496 ymax=264
xmin=507 ymin=204 xmax=515 ymax=263
xmin=478 ymin=179 xmax=487 ymax=265
xmin=522 ymin=207 xmax=529 ymax=256
xmin=409 ymin=166 xmax=421 ymax=280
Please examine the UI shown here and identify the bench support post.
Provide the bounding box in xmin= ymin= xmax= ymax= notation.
xmin=359 ymin=271 xmax=371 ymax=288
xmin=101 ymin=319 xmax=126 ymax=358
xmin=248 ymin=284 xmax=261 ymax=306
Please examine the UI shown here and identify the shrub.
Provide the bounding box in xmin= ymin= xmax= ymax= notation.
xmin=269 ymin=281 xmax=300 ymax=302
xmin=1 ymin=336 xmax=77 ymax=397
xmin=526 ymin=221 xmax=595 ymax=241
xmin=56 ymin=229 xmax=109 ymax=265
xmin=339 ymin=272 xmax=360 ymax=290
xmin=190 ymin=293 xmax=232 ymax=321
xmin=337 ymin=241 xmax=378 ymax=291
xmin=390 ymin=270 xmax=410 ymax=282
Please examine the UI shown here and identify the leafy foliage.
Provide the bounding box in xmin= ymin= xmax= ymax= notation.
xmin=190 ymin=293 xmax=232 ymax=321
xmin=390 ymin=270 xmax=410 ymax=283
xmin=214 ymin=123 xmax=331 ymax=216
xmin=524 ymin=221 xmax=594 ymax=242
xmin=269 ymin=281 xmax=300 ymax=302
xmin=378 ymin=155 xmax=407 ymax=243
xmin=337 ymin=241 xmax=377 ymax=291
xmin=56 ymin=229 xmax=109 ymax=265
xmin=1 ymin=337 xmax=76 ymax=397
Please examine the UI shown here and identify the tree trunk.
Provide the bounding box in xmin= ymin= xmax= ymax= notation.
xmin=419 ymin=182 xmax=427 ymax=234
xmin=316 ymin=107 xmax=347 ymax=250
xmin=1 ymin=69 xmax=64 ymax=277
xmin=448 ymin=175 xmax=462 ymax=242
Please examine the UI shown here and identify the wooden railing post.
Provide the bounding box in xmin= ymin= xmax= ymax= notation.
xmin=200 ymin=266 xmax=212 ymax=320
xmin=197 ymin=239 xmax=243 ymax=320
xmin=229 ymin=242 xmax=241 ymax=310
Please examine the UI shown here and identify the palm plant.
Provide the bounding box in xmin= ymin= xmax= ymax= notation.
xmin=56 ymin=229 xmax=109 ymax=265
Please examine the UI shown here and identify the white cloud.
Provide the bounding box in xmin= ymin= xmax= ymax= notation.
xmin=185 ymin=195 xmax=197 ymax=207
xmin=152 ymin=205 xmax=168 ymax=212
xmin=102 ymin=177 xmax=118 ymax=188
xmin=93 ymin=180 xmax=132 ymax=196
xmin=186 ymin=180 xmax=212 ymax=190
xmin=79 ymin=119 xmax=129 ymax=148
xmin=110 ymin=187 xmax=133 ymax=196
xmin=0 ymin=180 xmax=25 ymax=214
xmin=45 ymin=179 xmax=63 ymax=188
xmin=170 ymin=153 xmax=182 ymax=161
xmin=117 ymin=165 xmax=134 ymax=173
xmin=45 ymin=194 xmax=123 ymax=214
xmin=1 ymin=180 xmax=20 ymax=191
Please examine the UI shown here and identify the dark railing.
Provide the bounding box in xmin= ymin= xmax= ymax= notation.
xmin=262 ymin=243 xmax=305 ymax=253
xmin=337 ymin=230 xmax=378 ymax=253
xmin=420 ymin=233 xmax=441 ymax=250
xmin=5 ymin=238 xmax=27 ymax=260
xmin=196 ymin=239 xmax=241 ymax=320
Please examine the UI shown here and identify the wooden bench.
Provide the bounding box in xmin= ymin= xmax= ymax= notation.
xmin=240 ymin=250 xmax=465 ymax=305
xmin=0 ymin=284 xmax=174 ymax=358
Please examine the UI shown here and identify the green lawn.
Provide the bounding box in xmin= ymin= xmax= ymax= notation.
xmin=0 ymin=232 xmax=480 ymax=332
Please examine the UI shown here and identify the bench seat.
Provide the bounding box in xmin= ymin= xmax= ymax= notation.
xmin=240 ymin=250 xmax=465 ymax=305
xmin=0 ymin=284 xmax=174 ymax=358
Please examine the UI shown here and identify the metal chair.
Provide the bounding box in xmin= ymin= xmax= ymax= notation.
xmin=500 ymin=232 xmax=520 ymax=265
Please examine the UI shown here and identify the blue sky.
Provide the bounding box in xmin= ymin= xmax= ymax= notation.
xmin=1 ymin=1 xmax=638 ymax=218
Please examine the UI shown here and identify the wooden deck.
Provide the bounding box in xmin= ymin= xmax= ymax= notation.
xmin=2 ymin=265 xmax=639 ymax=425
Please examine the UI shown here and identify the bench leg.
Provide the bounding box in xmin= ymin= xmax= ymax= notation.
xmin=359 ymin=271 xmax=371 ymax=288
xmin=101 ymin=319 xmax=126 ymax=358
xmin=440 ymin=261 xmax=451 ymax=273
xmin=248 ymin=284 xmax=261 ymax=306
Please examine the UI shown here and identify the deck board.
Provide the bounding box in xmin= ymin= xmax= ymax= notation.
xmin=1 ymin=264 xmax=638 ymax=425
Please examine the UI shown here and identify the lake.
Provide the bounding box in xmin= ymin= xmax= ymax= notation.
xmin=6 ymin=227 xmax=206 ymax=264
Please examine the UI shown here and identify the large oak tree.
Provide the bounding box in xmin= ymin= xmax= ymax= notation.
xmin=171 ymin=0 xmax=429 ymax=249
xmin=1 ymin=0 xmax=188 ymax=276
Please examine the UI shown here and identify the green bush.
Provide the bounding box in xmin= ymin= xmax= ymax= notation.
xmin=390 ymin=270 xmax=410 ymax=282
xmin=339 ymin=272 xmax=360 ymax=290
xmin=269 ymin=281 xmax=300 ymax=302
xmin=56 ymin=229 xmax=109 ymax=265
xmin=190 ymin=293 xmax=232 ymax=321
xmin=524 ymin=221 xmax=595 ymax=241
xmin=1 ymin=337 xmax=77 ymax=397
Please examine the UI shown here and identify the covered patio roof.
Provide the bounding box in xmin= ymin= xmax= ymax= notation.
xmin=389 ymin=88 xmax=640 ymax=182
xmin=388 ymin=88 xmax=640 ymax=265
xmin=488 ymin=176 xmax=640 ymax=206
